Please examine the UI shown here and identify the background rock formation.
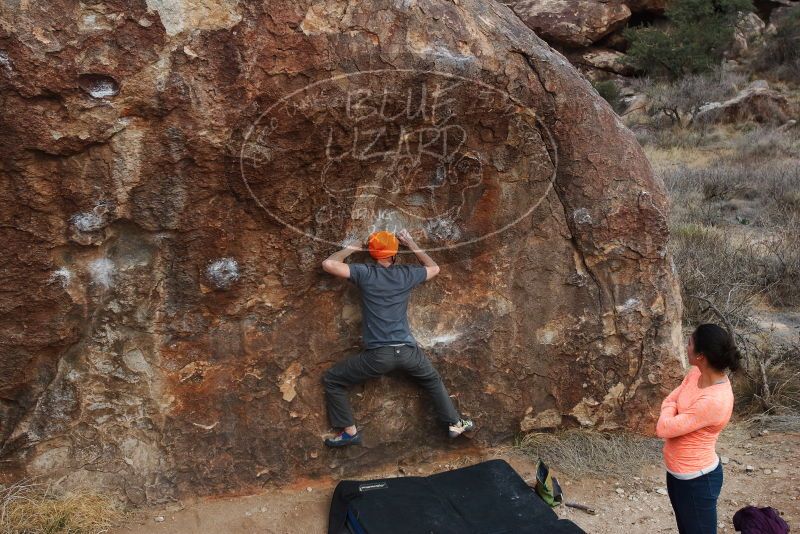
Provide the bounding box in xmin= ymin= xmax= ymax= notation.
xmin=504 ymin=0 xmax=632 ymax=48
xmin=694 ymin=80 xmax=798 ymax=125
xmin=0 ymin=0 xmax=682 ymax=504
xmin=502 ymin=0 xmax=799 ymax=81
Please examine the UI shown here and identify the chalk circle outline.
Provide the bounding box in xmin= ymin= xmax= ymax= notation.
xmin=239 ymin=68 xmax=558 ymax=253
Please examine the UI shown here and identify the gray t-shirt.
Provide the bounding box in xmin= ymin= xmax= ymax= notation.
xmin=347 ymin=263 xmax=429 ymax=349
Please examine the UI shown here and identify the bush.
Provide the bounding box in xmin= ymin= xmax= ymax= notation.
xmin=626 ymin=68 xmax=746 ymax=128
xmin=754 ymin=5 xmax=800 ymax=82
xmin=592 ymin=80 xmax=623 ymax=113
xmin=634 ymin=124 xmax=727 ymax=148
xmin=733 ymin=334 xmax=800 ymax=415
xmin=699 ymin=166 xmax=758 ymax=201
xmin=662 ymin=165 xmax=731 ymax=226
xmin=761 ymin=220 xmax=800 ymax=307
xmin=625 ymin=0 xmax=754 ymax=79
xmin=729 ymin=126 xmax=800 ymax=162
xmin=664 ymin=157 xmax=800 ymax=321
xmin=671 ymin=223 xmax=770 ymax=326
xmin=663 ymin=157 xmax=800 ymax=226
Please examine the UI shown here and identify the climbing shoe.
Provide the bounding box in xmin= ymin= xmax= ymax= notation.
xmin=448 ymin=418 xmax=475 ymax=438
xmin=324 ymin=430 xmax=363 ymax=448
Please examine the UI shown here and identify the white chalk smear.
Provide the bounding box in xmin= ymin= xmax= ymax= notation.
xmin=537 ymin=330 xmax=557 ymax=345
xmin=339 ymin=230 xmax=362 ymax=248
xmin=418 ymin=45 xmax=474 ymax=64
xmin=206 ymin=257 xmax=240 ymax=289
xmin=0 ymin=51 xmax=11 ymax=72
xmin=616 ymin=298 xmax=641 ymax=314
xmin=86 ymin=79 xmax=117 ymax=98
xmin=191 ymin=421 xmax=219 ymax=430
xmin=49 ymin=267 xmax=72 ymax=288
xmin=71 ymin=202 xmax=112 ymax=232
xmin=430 ymin=333 xmax=461 ymax=344
xmin=424 ymin=216 xmax=462 ymax=242
xmin=573 ymin=208 xmax=592 ymax=225
xmin=418 ymin=331 xmax=462 ymax=348
xmin=88 ymin=258 xmax=115 ymax=289
xmin=367 ymin=209 xmax=405 ymax=236
xmin=71 ymin=211 xmax=105 ymax=232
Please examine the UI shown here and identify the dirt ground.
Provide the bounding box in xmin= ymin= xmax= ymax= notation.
xmin=112 ymin=426 xmax=800 ymax=534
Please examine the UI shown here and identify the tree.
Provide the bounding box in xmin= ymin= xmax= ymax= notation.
xmin=624 ymin=0 xmax=754 ymax=79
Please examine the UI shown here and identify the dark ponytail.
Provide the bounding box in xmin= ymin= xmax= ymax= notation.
xmin=692 ymin=323 xmax=742 ymax=373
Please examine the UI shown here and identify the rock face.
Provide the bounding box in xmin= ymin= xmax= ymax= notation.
xmin=506 ymin=0 xmax=632 ymax=47
xmin=0 ymin=0 xmax=682 ymax=504
xmin=568 ymin=48 xmax=636 ymax=78
xmin=520 ymin=407 xmax=563 ymax=431
xmin=767 ymin=4 xmax=800 ymax=34
xmin=694 ymin=80 xmax=799 ymax=125
xmin=730 ymin=12 xmax=766 ymax=58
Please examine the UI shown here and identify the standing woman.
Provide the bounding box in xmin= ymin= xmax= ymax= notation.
xmin=657 ymin=323 xmax=740 ymax=534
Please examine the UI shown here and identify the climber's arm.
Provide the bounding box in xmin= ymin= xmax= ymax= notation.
xmin=398 ymin=229 xmax=439 ymax=281
xmin=322 ymin=240 xmax=362 ymax=279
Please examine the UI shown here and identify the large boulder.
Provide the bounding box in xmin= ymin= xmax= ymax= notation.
xmin=766 ymin=4 xmax=800 ymax=34
xmin=598 ymin=29 xmax=631 ymax=52
xmin=694 ymin=80 xmax=798 ymax=125
xmin=729 ymin=12 xmax=766 ymax=58
xmin=0 ymin=0 xmax=682 ymax=504
xmin=568 ymin=47 xmax=636 ymax=78
xmin=506 ymin=0 xmax=632 ymax=47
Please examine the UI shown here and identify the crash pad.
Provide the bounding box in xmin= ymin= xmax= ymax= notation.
xmin=328 ymin=459 xmax=586 ymax=534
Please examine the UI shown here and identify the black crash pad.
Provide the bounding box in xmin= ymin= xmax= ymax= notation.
xmin=328 ymin=459 xmax=586 ymax=534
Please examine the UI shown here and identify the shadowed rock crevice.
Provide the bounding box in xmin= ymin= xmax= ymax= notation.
xmin=78 ymin=73 xmax=121 ymax=98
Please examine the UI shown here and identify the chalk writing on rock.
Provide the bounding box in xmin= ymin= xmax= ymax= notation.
xmin=240 ymin=68 xmax=557 ymax=252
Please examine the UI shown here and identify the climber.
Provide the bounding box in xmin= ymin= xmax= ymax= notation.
xmin=320 ymin=229 xmax=474 ymax=447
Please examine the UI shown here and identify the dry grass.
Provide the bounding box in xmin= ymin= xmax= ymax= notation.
xmin=644 ymin=144 xmax=732 ymax=170
xmin=663 ymin=155 xmax=800 ymax=315
xmin=733 ymin=334 xmax=800 ymax=416
xmin=632 ymin=124 xmax=727 ymax=150
xmin=728 ymin=126 xmax=800 ymax=163
xmin=515 ymin=430 xmax=662 ymax=478
xmin=742 ymin=414 xmax=800 ymax=433
xmin=0 ymin=478 xmax=125 ymax=534
xmin=670 ymin=224 xmax=772 ymax=326
xmin=627 ymin=68 xmax=748 ymax=129
xmin=663 ymin=157 xmax=800 ymax=214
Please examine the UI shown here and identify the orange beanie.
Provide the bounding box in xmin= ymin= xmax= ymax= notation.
xmin=368 ymin=231 xmax=399 ymax=260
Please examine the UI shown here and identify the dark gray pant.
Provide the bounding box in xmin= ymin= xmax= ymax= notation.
xmin=323 ymin=344 xmax=460 ymax=428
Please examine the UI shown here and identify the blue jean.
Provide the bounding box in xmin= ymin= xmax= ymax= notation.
xmin=666 ymin=462 xmax=723 ymax=534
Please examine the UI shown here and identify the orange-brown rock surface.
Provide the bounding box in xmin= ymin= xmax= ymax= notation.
xmin=505 ymin=0 xmax=632 ymax=47
xmin=0 ymin=0 xmax=682 ymax=504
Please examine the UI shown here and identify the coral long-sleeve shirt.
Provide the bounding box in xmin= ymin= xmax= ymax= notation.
xmin=656 ymin=366 xmax=734 ymax=474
